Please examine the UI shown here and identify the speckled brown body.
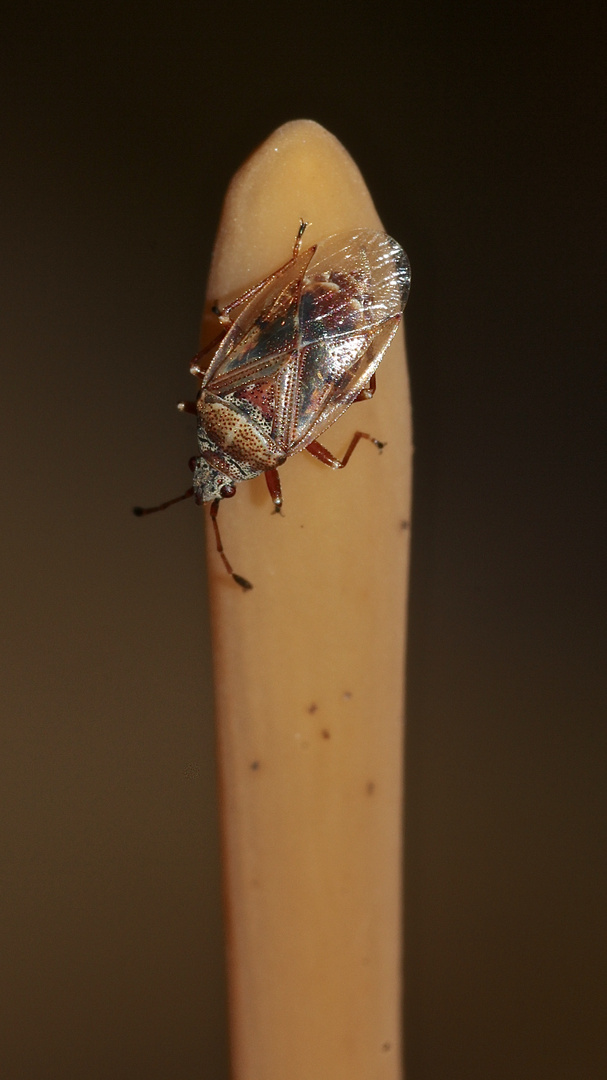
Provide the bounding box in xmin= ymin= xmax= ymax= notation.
xmin=189 ymin=227 xmax=410 ymax=505
xmin=134 ymin=225 xmax=410 ymax=588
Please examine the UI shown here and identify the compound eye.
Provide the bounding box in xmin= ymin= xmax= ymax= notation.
xmin=219 ymin=483 xmax=236 ymax=499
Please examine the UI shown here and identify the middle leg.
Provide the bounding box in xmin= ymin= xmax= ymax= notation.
xmin=264 ymin=467 xmax=283 ymax=513
xmin=305 ymin=430 xmax=385 ymax=471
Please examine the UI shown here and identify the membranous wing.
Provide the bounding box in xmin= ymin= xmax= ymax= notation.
xmin=283 ymin=230 xmax=410 ymax=451
xmin=200 ymin=244 xmax=316 ymax=394
xmin=201 ymin=229 xmax=410 ymax=455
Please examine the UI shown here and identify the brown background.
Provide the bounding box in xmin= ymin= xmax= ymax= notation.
xmin=1 ymin=1 xmax=605 ymax=1077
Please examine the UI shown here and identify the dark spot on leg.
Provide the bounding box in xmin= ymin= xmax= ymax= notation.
xmin=307 ymin=703 xmax=318 ymax=714
xmin=250 ymin=760 xmax=260 ymax=771
xmin=381 ymin=1041 xmax=391 ymax=1052
xmin=343 ymin=690 xmax=352 ymax=700
xmin=321 ymin=728 xmax=331 ymax=740
xmin=366 ymin=781 xmax=376 ymax=795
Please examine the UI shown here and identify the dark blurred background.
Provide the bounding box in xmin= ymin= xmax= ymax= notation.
xmin=1 ymin=0 xmax=605 ymax=1076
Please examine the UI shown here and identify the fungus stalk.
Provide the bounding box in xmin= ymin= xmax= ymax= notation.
xmin=203 ymin=120 xmax=412 ymax=1080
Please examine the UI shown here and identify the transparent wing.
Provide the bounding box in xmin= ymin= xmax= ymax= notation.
xmin=200 ymin=229 xmax=410 ymax=453
xmin=287 ymin=230 xmax=410 ymax=449
xmin=300 ymin=229 xmax=410 ymax=346
xmin=200 ymin=246 xmax=315 ymax=393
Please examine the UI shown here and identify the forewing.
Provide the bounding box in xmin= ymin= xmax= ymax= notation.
xmin=300 ymin=229 xmax=410 ymax=347
xmin=289 ymin=230 xmax=410 ymax=449
xmin=201 ymin=245 xmax=315 ymax=393
xmin=199 ymin=229 xmax=410 ymax=453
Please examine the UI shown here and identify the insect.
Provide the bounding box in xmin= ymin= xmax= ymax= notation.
xmin=134 ymin=222 xmax=411 ymax=589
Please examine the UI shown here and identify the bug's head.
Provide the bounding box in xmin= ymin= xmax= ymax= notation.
xmin=191 ymin=456 xmax=237 ymax=504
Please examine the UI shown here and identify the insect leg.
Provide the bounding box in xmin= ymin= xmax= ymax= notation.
xmin=189 ymin=328 xmax=230 ymax=378
xmin=292 ymin=218 xmax=309 ymax=256
xmin=209 ymin=499 xmax=253 ymax=591
xmin=215 ymin=221 xmax=314 ymax=321
xmin=264 ymin=468 xmax=283 ymax=513
xmin=353 ymin=372 xmax=376 ymax=402
xmin=305 ymin=431 xmax=385 ymax=470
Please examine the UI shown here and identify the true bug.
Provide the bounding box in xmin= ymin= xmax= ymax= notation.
xmin=134 ymin=222 xmax=410 ymax=589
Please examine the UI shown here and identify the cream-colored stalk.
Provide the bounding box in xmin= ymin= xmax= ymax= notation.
xmin=203 ymin=120 xmax=412 ymax=1080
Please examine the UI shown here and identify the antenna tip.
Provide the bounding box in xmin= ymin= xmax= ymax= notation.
xmin=233 ymin=573 xmax=253 ymax=591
